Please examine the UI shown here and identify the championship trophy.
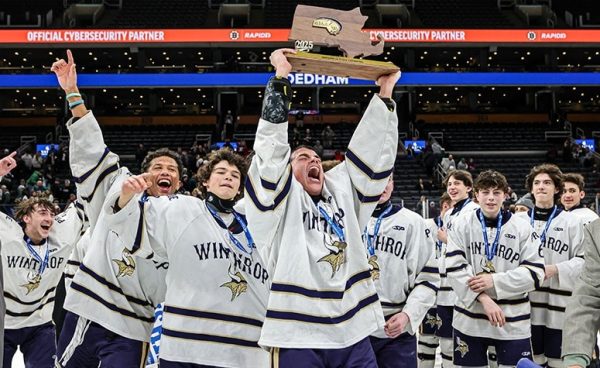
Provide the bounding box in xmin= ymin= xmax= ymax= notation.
xmin=286 ymin=5 xmax=400 ymax=80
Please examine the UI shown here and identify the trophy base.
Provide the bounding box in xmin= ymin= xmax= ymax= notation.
xmin=286 ymin=51 xmax=400 ymax=81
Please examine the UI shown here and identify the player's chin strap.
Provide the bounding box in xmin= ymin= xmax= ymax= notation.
xmin=206 ymin=191 xmax=235 ymax=213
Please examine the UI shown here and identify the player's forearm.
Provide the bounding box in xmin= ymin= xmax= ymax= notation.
xmin=116 ymin=192 xmax=136 ymax=211
xmin=260 ymin=76 xmax=292 ymax=124
xmin=65 ymin=87 xmax=89 ymax=118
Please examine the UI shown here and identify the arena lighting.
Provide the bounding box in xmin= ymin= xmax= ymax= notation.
xmin=1 ymin=72 xmax=600 ymax=88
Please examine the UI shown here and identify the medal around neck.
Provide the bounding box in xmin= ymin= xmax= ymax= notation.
xmin=287 ymin=5 xmax=400 ymax=80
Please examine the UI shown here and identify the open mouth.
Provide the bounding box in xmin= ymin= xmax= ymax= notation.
xmin=308 ymin=166 xmax=320 ymax=183
xmin=157 ymin=178 xmax=172 ymax=192
xmin=40 ymin=224 xmax=51 ymax=231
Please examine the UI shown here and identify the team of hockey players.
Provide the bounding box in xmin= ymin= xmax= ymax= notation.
xmin=0 ymin=48 xmax=598 ymax=367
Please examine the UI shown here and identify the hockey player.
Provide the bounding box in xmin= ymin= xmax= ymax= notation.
xmin=106 ymin=149 xmax=271 ymax=367
xmin=437 ymin=169 xmax=479 ymax=366
xmin=521 ymin=164 xmax=585 ymax=367
xmin=366 ymin=175 xmax=440 ymax=367
xmin=51 ymin=50 xmax=179 ymax=367
xmin=244 ymin=48 xmax=399 ymax=366
xmin=1 ymin=193 xmax=83 ymax=367
xmin=561 ymin=173 xmax=598 ymax=226
xmin=419 ymin=192 xmax=452 ymax=367
xmin=445 ymin=170 xmax=545 ymax=367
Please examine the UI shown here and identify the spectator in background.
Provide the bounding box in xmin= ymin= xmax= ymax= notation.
xmin=31 ymin=152 xmax=43 ymax=171
xmin=514 ymin=193 xmax=535 ymax=213
xmin=313 ymin=140 xmax=324 ymax=158
xmin=21 ymin=151 xmax=33 ymax=171
xmin=467 ymin=157 xmax=476 ymax=172
xmin=222 ymin=110 xmax=234 ymax=140
xmin=507 ymin=186 xmax=518 ymax=204
xmin=322 ymin=125 xmax=335 ymax=148
xmin=303 ymin=128 xmax=313 ymax=145
xmin=416 ymin=178 xmax=426 ymax=194
xmin=457 ymin=157 xmax=468 ymax=171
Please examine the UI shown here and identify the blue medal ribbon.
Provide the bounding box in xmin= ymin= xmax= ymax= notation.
xmin=530 ymin=205 xmax=558 ymax=244
xmin=24 ymin=236 xmax=49 ymax=275
xmin=478 ymin=210 xmax=503 ymax=263
xmin=206 ymin=203 xmax=255 ymax=255
xmin=435 ymin=216 xmax=443 ymax=253
xmin=318 ymin=205 xmax=346 ymax=243
xmin=363 ymin=204 xmax=393 ymax=257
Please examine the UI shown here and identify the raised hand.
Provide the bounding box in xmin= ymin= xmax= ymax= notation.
xmin=51 ymin=49 xmax=78 ymax=93
xmin=269 ymin=48 xmax=296 ymax=78
xmin=376 ymin=71 xmax=401 ymax=99
xmin=0 ymin=151 xmax=17 ymax=176
xmin=117 ymin=173 xmax=154 ymax=209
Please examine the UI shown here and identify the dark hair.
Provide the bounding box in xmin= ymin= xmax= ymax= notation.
xmin=525 ymin=163 xmax=563 ymax=200
xmin=196 ymin=148 xmax=248 ymax=201
xmin=474 ymin=170 xmax=509 ymax=193
xmin=141 ymin=148 xmax=184 ymax=178
xmin=290 ymin=145 xmax=318 ymax=161
xmin=562 ymin=173 xmax=585 ymax=191
xmin=443 ymin=169 xmax=473 ymax=189
xmin=15 ymin=196 xmax=56 ymax=222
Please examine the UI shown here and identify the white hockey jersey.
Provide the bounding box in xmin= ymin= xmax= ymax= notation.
xmin=105 ymin=194 xmax=270 ymax=367
xmin=245 ymin=95 xmax=397 ymax=349
xmin=445 ymin=209 xmax=545 ymax=340
xmin=63 ymin=111 xmax=167 ymax=342
xmin=438 ymin=198 xmax=479 ymax=307
xmin=365 ymin=205 xmax=439 ymax=338
xmin=568 ymin=205 xmax=599 ymax=227
xmin=1 ymin=204 xmax=83 ymax=329
xmin=517 ymin=208 xmax=585 ymax=330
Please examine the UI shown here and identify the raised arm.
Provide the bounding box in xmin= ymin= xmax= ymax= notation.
xmin=339 ymin=72 xmax=400 ymax=227
xmin=52 ymin=50 xmax=126 ymax=228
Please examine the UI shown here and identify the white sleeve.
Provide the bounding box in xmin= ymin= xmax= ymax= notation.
xmin=51 ymin=202 xmax=84 ymax=252
xmin=103 ymin=193 xmax=196 ymax=260
xmin=339 ymin=95 xmax=398 ymax=229
xmin=445 ymin=219 xmax=480 ymax=308
xmin=68 ymin=111 xmax=127 ymax=227
xmin=491 ymin=226 xmax=545 ymax=299
xmin=403 ymin=216 xmax=440 ymax=334
xmin=556 ymin=220 xmax=585 ymax=290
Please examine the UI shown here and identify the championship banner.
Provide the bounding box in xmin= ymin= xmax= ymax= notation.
xmin=1 ymin=28 xmax=599 ymax=44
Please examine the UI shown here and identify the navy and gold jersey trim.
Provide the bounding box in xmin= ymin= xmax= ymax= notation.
xmin=164 ymin=305 xmax=263 ymax=328
xmin=79 ymin=263 xmax=152 ymax=307
xmin=245 ymin=166 xmax=292 ymax=212
xmin=266 ymin=293 xmax=379 ymax=325
xmin=4 ymin=287 xmax=56 ymax=306
xmin=345 ymin=149 xmax=393 ymax=180
xmin=454 ymin=306 xmax=530 ymax=322
xmin=530 ymin=301 xmax=566 ymax=312
xmin=5 ymin=296 xmax=55 ymax=317
xmin=72 ymin=147 xmax=110 ymax=184
xmin=81 ymin=163 xmax=119 ymax=203
xmin=270 ymin=270 xmax=371 ymax=300
xmin=69 ymin=281 xmax=154 ymax=323
xmin=162 ymin=327 xmax=260 ymax=348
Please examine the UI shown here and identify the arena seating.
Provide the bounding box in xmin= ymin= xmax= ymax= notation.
xmin=414 ymin=0 xmax=518 ymax=28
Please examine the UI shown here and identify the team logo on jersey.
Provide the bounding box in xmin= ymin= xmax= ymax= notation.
xmin=21 ymin=272 xmax=42 ymax=295
xmin=392 ymin=225 xmax=405 ymax=231
xmin=318 ymin=240 xmax=347 ymax=278
xmin=425 ymin=313 xmax=442 ymax=329
xmin=113 ymin=250 xmax=136 ymax=277
xmin=455 ymin=336 xmax=469 ymax=358
xmin=368 ymin=255 xmax=380 ymax=280
xmin=220 ymin=268 xmax=248 ymax=301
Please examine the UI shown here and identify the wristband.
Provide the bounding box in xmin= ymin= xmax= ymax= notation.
xmin=69 ymin=99 xmax=84 ymax=109
xmin=66 ymin=92 xmax=81 ymax=100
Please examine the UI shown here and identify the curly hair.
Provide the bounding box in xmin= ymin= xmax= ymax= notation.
xmin=141 ymin=148 xmax=184 ymax=178
xmin=196 ymin=148 xmax=248 ymax=201
xmin=15 ymin=196 xmax=56 ymax=223
xmin=474 ymin=170 xmax=509 ymax=193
